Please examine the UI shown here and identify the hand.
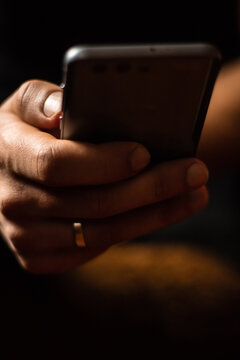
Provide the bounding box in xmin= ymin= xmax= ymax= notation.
xmin=0 ymin=80 xmax=209 ymax=274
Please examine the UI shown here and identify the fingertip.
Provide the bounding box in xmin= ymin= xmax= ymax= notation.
xmin=43 ymin=91 xmax=63 ymax=118
xmin=130 ymin=144 xmax=151 ymax=172
xmin=186 ymin=162 xmax=209 ymax=188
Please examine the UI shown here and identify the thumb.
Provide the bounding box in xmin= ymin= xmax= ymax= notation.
xmin=1 ymin=79 xmax=63 ymax=130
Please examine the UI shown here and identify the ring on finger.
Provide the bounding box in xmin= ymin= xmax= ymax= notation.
xmin=73 ymin=222 xmax=86 ymax=248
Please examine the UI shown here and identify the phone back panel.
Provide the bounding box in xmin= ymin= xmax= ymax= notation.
xmin=61 ymin=44 xmax=221 ymax=163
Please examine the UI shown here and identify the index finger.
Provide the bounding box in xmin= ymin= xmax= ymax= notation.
xmin=0 ymin=88 xmax=151 ymax=186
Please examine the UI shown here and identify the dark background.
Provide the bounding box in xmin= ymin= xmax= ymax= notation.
xmin=0 ymin=2 xmax=239 ymax=98
xmin=0 ymin=2 xmax=240 ymax=357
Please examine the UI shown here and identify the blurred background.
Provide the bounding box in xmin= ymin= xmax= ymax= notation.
xmin=0 ymin=1 xmax=240 ymax=358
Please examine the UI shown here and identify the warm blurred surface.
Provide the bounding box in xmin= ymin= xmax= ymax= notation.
xmin=62 ymin=242 xmax=240 ymax=359
xmin=1 ymin=238 xmax=239 ymax=358
xmin=70 ymin=243 xmax=240 ymax=340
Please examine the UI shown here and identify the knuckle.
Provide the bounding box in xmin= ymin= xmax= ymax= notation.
xmin=0 ymin=181 xmax=35 ymax=219
xmin=0 ymin=194 xmax=22 ymax=219
xmin=17 ymin=79 xmax=42 ymax=114
xmin=6 ymin=224 xmax=30 ymax=255
xmin=36 ymin=143 xmax=57 ymax=185
xmin=0 ymin=180 xmax=52 ymax=219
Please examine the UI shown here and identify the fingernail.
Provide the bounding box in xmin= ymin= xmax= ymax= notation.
xmin=43 ymin=91 xmax=62 ymax=117
xmin=130 ymin=145 xmax=151 ymax=172
xmin=186 ymin=162 xmax=209 ymax=188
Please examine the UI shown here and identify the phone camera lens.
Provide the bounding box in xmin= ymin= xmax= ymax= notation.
xmin=116 ymin=63 xmax=131 ymax=73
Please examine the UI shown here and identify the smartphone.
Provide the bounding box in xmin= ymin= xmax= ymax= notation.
xmin=60 ymin=43 xmax=221 ymax=163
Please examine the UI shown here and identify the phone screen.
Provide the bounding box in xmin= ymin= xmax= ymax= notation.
xmin=62 ymin=51 xmax=220 ymax=163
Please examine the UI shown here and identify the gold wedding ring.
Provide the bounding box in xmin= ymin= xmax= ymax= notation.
xmin=73 ymin=222 xmax=86 ymax=248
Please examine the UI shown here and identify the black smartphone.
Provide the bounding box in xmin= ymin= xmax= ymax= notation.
xmin=61 ymin=43 xmax=221 ymax=163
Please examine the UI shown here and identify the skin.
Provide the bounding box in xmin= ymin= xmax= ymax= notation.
xmin=0 ymin=80 xmax=210 ymax=274
xmin=198 ymin=59 xmax=240 ymax=171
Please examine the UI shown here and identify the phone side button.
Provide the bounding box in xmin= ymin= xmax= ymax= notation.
xmin=59 ymin=115 xmax=63 ymax=133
